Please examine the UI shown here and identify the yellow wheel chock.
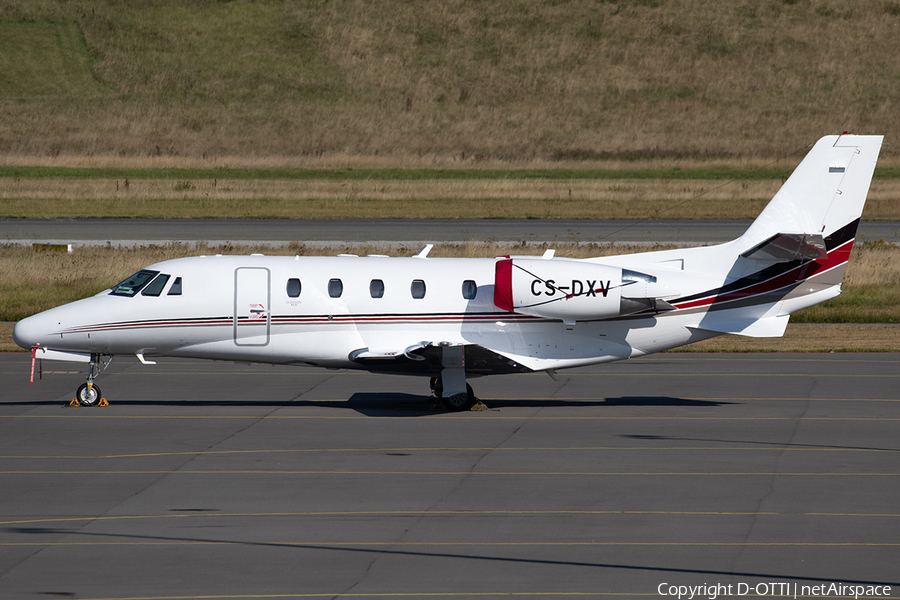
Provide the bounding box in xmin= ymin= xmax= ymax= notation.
xmin=69 ymin=397 xmax=109 ymax=407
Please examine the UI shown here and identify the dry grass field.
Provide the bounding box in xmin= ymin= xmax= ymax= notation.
xmin=1 ymin=176 xmax=899 ymax=220
xmin=2 ymin=1 xmax=900 ymax=165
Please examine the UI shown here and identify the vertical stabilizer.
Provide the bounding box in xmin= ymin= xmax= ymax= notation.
xmin=738 ymin=134 xmax=882 ymax=252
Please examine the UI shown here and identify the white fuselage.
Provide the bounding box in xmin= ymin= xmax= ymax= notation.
xmin=13 ymin=243 xmax=840 ymax=375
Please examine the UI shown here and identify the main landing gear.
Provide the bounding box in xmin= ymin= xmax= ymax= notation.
xmin=430 ymin=377 xmax=477 ymax=411
xmin=71 ymin=354 xmax=112 ymax=407
xmin=429 ymin=342 xmax=479 ymax=411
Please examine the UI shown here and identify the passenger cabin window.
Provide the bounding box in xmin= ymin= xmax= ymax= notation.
xmin=141 ymin=274 xmax=171 ymax=297
xmin=410 ymin=279 xmax=426 ymax=299
xmin=328 ymin=278 xmax=343 ymax=298
xmin=286 ymin=278 xmax=301 ymax=298
xmin=168 ymin=277 xmax=182 ymax=296
xmin=462 ymin=280 xmax=477 ymax=300
xmin=370 ymin=279 xmax=384 ymax=298
xmin=110 ymin=270 xmax=159 ymax=297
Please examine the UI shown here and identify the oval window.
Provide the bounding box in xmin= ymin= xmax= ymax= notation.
xmin=410 ymin=279 xmax=426 ymax=299
xmin=328 ymin=278 xmax=343 ymax=298
xmin=370 ymin=279 xmax=384 ymax=298
xmin=461 ymin=280 xmax=477 ymax=300
xmin=286 ymin=278 xmax=301 ymax=298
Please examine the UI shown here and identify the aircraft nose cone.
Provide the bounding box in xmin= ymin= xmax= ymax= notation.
xmin=13 ymin=315 xmax=44 ymax=350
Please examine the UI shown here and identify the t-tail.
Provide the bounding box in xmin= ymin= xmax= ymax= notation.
xmin=682 ymin=133 xmax=883 ymax=338
xmin=737 ymin=133 xmax=882 ymax=262
xmin=737 ymin=133 xmax=881 ymax=291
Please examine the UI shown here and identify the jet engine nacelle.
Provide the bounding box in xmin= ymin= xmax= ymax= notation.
xmin=494 ymin=257 xmax=628 ymax=321
xmin=493 ymin=257 xmax=675 ymax=321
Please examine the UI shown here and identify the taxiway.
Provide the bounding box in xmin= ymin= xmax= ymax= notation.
xmin=0 ymin=352 xmax=898 ymax=598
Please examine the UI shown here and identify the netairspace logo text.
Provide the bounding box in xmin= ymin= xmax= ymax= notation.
xmin=657 ymin=582 xmax=893 ymax=599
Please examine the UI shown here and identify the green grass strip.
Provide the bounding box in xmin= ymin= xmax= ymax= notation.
xmin=4 ymin=166 xmax=899 ymax=181
xmin=4 ymin=166 xmax=900 ymax=180
xmin=0 ymin=166 xmax=802 ymax=181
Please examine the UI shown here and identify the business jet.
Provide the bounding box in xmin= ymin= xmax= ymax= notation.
xmin=14 ymin=134 xmax=882 ymax=410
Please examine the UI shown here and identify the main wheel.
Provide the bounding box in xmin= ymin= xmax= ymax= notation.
xmin=76 ymin=383 xmax=102 ymax=407
xmin=439 ymin=383 xmax=476 ymax=411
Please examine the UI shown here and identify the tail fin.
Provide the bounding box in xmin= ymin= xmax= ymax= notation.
xmin=738 ymin=134 xmax=882 ymax=253
xmin=685 ymin=135 xmax=882 ymax=338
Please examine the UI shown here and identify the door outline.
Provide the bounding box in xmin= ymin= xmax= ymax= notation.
xmin=234 ymin=267 xmax=271 ymax=346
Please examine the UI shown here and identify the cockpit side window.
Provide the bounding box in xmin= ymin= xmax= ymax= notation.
xmin=110 ymin=270 xmax=159 ymax=297
xmin=168 ymin=277 xmax=183 ymax=296
xmin=141 ymin=274 xmax=171 ymax=297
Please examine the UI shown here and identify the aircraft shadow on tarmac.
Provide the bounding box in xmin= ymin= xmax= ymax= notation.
xmin=6 ymin=393 xmax=735 ymax=412
xmin=343 ymin=393 xmax=736 ymax=416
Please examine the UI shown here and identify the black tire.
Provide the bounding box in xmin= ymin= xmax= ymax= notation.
xmin=439 ymin=383 xmax=476 ymax=411
xmin=76 ymin=383 xmax=102 ymax=407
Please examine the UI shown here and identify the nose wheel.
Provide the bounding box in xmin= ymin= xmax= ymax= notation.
xmin=75 ymin=382 xmax=103 ymax=407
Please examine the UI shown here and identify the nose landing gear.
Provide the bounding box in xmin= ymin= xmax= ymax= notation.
xmin=71 ymin=354 xmax=112 ymax=407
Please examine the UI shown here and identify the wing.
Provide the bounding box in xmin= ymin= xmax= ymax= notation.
xmin=349 ymin=342 xmax=533 ymax=375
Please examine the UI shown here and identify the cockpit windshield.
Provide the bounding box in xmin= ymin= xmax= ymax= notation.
xmin=110 ymin=270 xmax=160 ymax=297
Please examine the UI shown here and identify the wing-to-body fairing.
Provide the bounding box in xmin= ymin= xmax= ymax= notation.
xmin=14 ymin=134 xmax=883 ymax=409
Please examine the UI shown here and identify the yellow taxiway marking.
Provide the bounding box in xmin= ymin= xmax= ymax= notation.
xmin=33 ymin=593 xmax=683 ymax=599
xmin=1 ymin=470 xmax=897 ymax=476
xmin=2 ymin=509 xmax=898 ymax=527
xmin=2 ymin=444 xmax=898 ymax=460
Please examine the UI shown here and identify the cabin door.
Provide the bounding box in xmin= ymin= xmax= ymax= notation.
xmin=234 ymin=267 xmax=271 ymax=346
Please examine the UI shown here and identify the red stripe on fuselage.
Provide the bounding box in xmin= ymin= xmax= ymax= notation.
xmin=674 ymin=239 xmax=853 ymax=310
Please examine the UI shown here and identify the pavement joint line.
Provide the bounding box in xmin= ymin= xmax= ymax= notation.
xmin=1 ymin=509 xmax=898 ymax=527
xmin=2 ymin=470 xmax=898 ymax=476
xmin=2 ymin=445 xmax=899 ymax=460
xmin=32 ymin=593 xmax=673 ymax=599
xmin=3 ymin=541 xmax=899 ymax=547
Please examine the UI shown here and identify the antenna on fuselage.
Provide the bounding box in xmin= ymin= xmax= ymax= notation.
xmin=413 ymin=244 xmax=434 ymax=258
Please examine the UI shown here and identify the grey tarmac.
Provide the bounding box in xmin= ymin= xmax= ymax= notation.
xmin=0 ymin=352 xmax=898 ymax=599
xmin=3 ymin=218 xmax=900 ymax=247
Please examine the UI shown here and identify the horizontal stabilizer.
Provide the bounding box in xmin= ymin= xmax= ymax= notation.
xmin=691 ymin=315 xmax=789 ymax=338
xmin=740 ymin=233 xmax=827 ymax=262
